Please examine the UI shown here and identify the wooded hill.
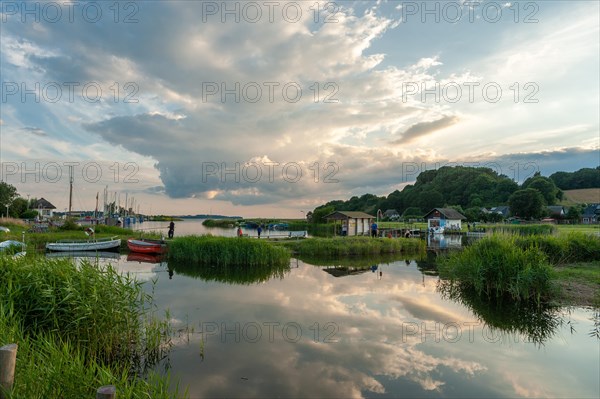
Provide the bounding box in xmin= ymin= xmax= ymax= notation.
xmin=312 ymin=166 xmax=599 ymax=221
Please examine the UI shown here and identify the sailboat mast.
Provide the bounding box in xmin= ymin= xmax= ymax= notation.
xmin=68 ymin=165 xmax=74 ymax=216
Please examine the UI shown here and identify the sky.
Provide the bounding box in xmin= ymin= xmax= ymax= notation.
xmin=1 ymin=0 xmax=599 ymax=217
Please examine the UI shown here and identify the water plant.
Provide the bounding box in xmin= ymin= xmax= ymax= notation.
xmin=280 ymin=236 xmax=425 ymax=257
xmin=438 ymin=235 xmax=553 ymax=303
xmin=0 ymin=254 xmax=181 ymax=398
xmin=168 ymin=235 xmax=291 ymax=268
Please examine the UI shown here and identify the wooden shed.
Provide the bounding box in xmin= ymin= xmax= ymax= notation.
xmin=324 ymin=211 xmax=375 ymax=236
xmin=423 ymin=208 xmax=466 ymax=232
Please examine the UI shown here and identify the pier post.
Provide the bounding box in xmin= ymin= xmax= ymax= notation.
xmin=96 ymin=385 xmax=116 ymax=399
xmin=0 ymin=344 xmax=18 ymax=399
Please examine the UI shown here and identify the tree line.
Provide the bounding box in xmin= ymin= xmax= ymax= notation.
xmin=311 ymin=166 xmax=599 ymax=222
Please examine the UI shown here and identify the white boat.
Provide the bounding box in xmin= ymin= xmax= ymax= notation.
xmin=46 ymin=237 xmax=121 ymax=252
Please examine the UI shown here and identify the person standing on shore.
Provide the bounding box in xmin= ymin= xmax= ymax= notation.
xmin=371 ymin=221 xmax=378 ymax=238
xmin=257 ymin=225 xmax=263 ymax=239
xmin=168 ymin=221 xmax=175 ymax=238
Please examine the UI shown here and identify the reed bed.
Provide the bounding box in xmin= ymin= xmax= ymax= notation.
xmin=281 ymin=236 xmax=425 ymax=257
xmin=0 ymin=255 xmax=181 ymax=398
xmin=515 ymin=232 xmax=600 ymax=264
xmin=438 ymin=235 xmax=553 ymax=303
xmin=480 ymin=224 xmax=556 ymax=236
xmin=168 ymin=235 xmax=291 ymax=267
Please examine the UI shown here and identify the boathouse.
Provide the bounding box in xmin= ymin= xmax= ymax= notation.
xmin=324 ymin=211 xmax=375 ymax=236
xmin=423 ymin=208 xmax=466 ymax=232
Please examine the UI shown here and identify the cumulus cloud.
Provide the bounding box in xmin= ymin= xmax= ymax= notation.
xmin=392 ymin=115 xmax=459 ymax=145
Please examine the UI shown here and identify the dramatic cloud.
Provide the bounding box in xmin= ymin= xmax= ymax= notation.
xmin=392 ymin=115 xmax=459 ymax=145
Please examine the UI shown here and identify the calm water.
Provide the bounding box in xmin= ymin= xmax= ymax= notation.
xmin=58 ymin=221 xmax=600 ymax=398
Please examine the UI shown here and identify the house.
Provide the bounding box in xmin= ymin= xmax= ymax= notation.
xmin=581 ymin=204 xmax=600 ymax=224
xmin=33 ymin=198 xmax=56 ymax=219
xmin=324 ymin=211 xmax=375 ymax=236
xmin=488 ymin=206 xmax=510 ymax=218
xmin=383 ymin=209 xmax=400 ymax=220
xmin=546 ymin=206 xmax=565 ymax=218
xmin=423 ymin=208 xmax=466 ymax=231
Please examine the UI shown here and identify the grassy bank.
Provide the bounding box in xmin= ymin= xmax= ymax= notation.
xmin=279 ymin=236 xmax=425 ymax=257
xmin=439 ymin=233 xmax=600 ymax=304
xmin=0 ymin=221 xmax=160 ymax=251
xmin=0 ymin=255 xmax=182 ymax=398
xmin=168 ymin=235 xmax=291 ymax=267
xmin=553 ymin=262 xmax=600 ymax=306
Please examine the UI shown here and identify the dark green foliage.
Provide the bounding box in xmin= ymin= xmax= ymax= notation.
xmin=168 ymin=235 xmax=291 ymax=267
xmin=202 ymin=218 xmax=241 ymax=228
xmin=508 ymin=188 xmax=545 ymax=219
xmin=313 ymin=166 xmax=519 ymax=217
xmin=550 ymin=166 xmax=600 ymax=190
xmin=522 ymin=175 xmax=562 ymax=205
xmin=438 ymin=235 xmax=553 ymax=302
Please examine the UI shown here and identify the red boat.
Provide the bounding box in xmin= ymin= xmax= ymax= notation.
xmin=126 ymin=252 xmax=165 ymax=264
xmin=127 ymin=238 xmax=167 ymax=254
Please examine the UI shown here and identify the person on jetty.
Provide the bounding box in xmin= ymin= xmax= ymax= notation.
xmin=257 ymin=225 xmax=263 ymax=239
xmin=168 ymin=221 xmax=175 ymax=238
xmin=371 ymin=221 xmax=378 ymax=237
xmin=237 ymin=226 xmax=243 ymax=237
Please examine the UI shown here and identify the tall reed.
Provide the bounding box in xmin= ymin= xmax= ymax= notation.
xmin=281 ymin=236 xmax=425 ymax=257
xmin=168 ymin=235 xmax=291 ymax=267
xmin=438 ymin=235 xmax=553 ymax=302
xmin=0 ymin=255 xmax=181 ymax=398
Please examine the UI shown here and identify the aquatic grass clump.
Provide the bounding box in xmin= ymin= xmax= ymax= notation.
xmin=0 ymin=255 xmax=181 ymax=398
xmin=281 ymin=236 xmax=425 ymax=257
xmin=439 ymin=235 xmax=553 ymax=302
xmin=168 ymin=235 xmax=291 ymax=267
xmin=514 ymin=232 xmax=600 ymax=264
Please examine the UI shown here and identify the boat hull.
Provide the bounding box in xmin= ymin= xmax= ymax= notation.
xmin=127 ymin=239 xmax=167 ymax=254
xmin=46 ymin=239 xmax=121 ymax=252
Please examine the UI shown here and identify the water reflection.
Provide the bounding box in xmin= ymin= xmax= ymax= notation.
xmin=437 ymin=281 xmax=564 ymax=345
xmin=169 ymin=260 xmax=291 ymax=285
xmin=148 ymin=259 xmax=598 ymax=398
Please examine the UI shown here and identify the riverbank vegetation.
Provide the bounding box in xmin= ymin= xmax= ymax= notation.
xmin=0 ymin=255 xmax=182 ymax=398
xmin=279 ymin=236 xmax=425 ymax=257
xmin=168 ymin=235 xmax=291 ymax=268
xmin=439 ymin=233 xmax=600 ymax=305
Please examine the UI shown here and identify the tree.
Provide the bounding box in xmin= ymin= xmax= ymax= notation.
xmin=9 ymin=197 xmax=28 ymax=218
xmin=0 ymin=182 xmax=18 ymax=216
xmin=566 ymin=206 xmax=582 ymax=222
xmin=522 ymin=176 xmax=561 ymax=205
xmin=311 ymin=205 xmax=335 ymax=224
xmin=508 ymin=189 xmax=545 ymax=219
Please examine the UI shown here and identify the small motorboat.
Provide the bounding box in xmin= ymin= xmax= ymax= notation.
xmin=127 ymin=238 xmax=167 ymax=254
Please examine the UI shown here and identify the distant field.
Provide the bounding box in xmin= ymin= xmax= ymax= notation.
xmin=563 ymin=188 xmax=600 ymax=204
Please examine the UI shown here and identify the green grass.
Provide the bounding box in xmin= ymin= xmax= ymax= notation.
xmin=0 ymin=255 xmax=182 ymax=398
xmin=556 ymin=224 xmax=600 ymax=235
xmin=279 ymin=236 xmax=425 ymax=257
xmin=479 ymin=224 xmax=556 ymax=235
xmin=514 ymin=232 xmax=600 ymax=264
xmin=438 ymin=235 xmax=553 ymax=303
xmin=168 ymin=235 xmax=291 ymax=267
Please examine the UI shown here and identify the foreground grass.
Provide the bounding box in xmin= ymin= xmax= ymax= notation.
xmin=279 ymin=236 xmax=425 ymax=257
xmin=168 ymin=235 xmax=291 ymax=267
xmin=0 ymin=255 xmax=182 ymax=398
